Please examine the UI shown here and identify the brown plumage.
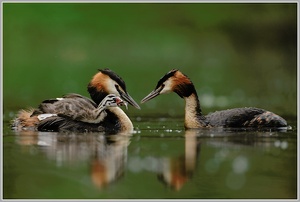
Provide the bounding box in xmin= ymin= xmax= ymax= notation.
xmin=12 ymin=69 xmax=140 ymax=133
xmin=141 ymin=69 xmax=287 ymax=129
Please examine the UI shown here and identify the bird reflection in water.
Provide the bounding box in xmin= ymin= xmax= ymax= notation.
xmin=126 ymin=130 xmax=201 ymax=191
xmin=157 ymin=130 xmax=200 ymax=191
xmin=14 ymin=130 xmax=201 ymax=191
xmin=90 ymin=134 xmax=130 ymax=189
xmin=13 ymin=127 xmax=291 ymax=192
xmin=14 ymin=130 xmax=131 ymax=189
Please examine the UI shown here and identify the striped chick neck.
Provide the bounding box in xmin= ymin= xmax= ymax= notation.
xmin=92 ymin=94 xmax=121 ymax=123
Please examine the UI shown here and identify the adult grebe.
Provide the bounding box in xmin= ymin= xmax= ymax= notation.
xmin=12 ymin=69 xmax=140 ymax=133
xmin=141 ymin=69 xmax=287 ymax=129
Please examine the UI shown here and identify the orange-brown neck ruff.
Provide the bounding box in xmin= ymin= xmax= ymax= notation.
xmin=172 ymin=71 xmax=196 ymax=98
xmin=88 ymin=72 xmax=109 ymax=105
xmin=89 ymin=72 xmax=109 ymax=91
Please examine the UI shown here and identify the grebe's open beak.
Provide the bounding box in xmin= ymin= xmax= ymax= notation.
xmin=119 ymin=91 xmax=140 ymax=109
xmin=141 ymin=86 xmax=163 ymax=103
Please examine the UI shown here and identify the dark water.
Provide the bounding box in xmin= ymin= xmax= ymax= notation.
xmin=2 ymin=113 xmax=297 ymax=199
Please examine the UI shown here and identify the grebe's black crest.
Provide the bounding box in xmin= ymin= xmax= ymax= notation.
xmin=99 ymin=68 xmax=127 ymax=92
xmin=156 ymin=69 xmax=178 ymax=89
xmin=157 ymin=69 xmax=196 ymax=98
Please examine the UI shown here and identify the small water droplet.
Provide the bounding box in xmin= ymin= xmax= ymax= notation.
xmin=274 ymin=140 xmax=281 ymax=147
xmin=280 ymin=141 xmax=288 ymax=150
xmin=232 ymin=156 xmax=248 ymax=174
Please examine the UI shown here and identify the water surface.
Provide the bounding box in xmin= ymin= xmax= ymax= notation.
xmin=3 ymin=114 xmax=297 ymax=199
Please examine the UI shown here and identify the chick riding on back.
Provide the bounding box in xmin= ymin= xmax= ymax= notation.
xmin=12 ymin=69 xmax=140 ymax=133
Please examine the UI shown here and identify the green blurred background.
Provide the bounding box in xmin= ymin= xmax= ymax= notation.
xmin=3 ymin=3 xmax=297 ymax=117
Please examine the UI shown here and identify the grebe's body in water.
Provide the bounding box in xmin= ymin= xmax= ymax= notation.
xmin=141 ymin=69 xmax=287 ymax=129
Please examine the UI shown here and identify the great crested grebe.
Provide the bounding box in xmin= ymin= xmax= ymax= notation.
xmin=141 ymin=69 xmax=287 ymax=129
xmin=12 ymin=69 xmax=140 ymax=133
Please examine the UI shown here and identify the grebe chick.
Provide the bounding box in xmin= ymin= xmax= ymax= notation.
xmin=37 ymin=94 xmax=127 ymax=124
xmin=37 ymin=95 xmax=133 ymax=134
xmin=12 ymin=68 xmax=139 ymax=133
xmin=141 ymin=69 xmax=287 ymax=129
xmin=36 ymin=94 xmax=132 ymax=133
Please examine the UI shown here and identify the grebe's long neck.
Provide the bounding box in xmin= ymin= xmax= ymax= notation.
xmin=184 ymin=92 xmax=208 ymax=129
xmin=171 ymin=72 xmax=208 ymax=129
xmin=107 ymin=107 xmax=133 ymax=133
xmin=156 ymin=70 xmax=209 ymax=129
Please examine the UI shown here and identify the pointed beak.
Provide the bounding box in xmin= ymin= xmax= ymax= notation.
xmin=120 ymin=91 xmax=141 ymax=109
xmin=141 ymin=87 xmax=162 ymax=103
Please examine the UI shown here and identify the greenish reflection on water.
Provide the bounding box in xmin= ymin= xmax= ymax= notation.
xmin=3 ymin=115 xmax=297 ymax=199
